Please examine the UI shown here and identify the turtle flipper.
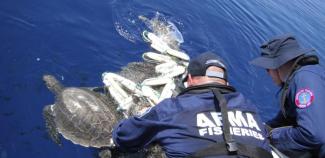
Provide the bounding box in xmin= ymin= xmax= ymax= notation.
xmin=98 ymin=148 xmax=112 ymax=158
xmin=43 ymin=104 xmax=62 ymax=146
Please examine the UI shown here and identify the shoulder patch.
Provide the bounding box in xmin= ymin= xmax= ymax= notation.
xmin=295 ymin=89 xmax=314 ymax=108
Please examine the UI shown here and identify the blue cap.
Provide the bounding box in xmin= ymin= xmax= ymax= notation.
xmin=185 ymin=52 xmax=227 ymax=81
xmin=250 ymin=34 xmax=314 ymax=69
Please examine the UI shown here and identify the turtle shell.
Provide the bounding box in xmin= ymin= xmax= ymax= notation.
xmin=53 ymin=87 xmax=118 ymax=148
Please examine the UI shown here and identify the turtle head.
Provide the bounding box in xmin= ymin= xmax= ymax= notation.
xmin=43 ymin=75 xmax=64 ymax=95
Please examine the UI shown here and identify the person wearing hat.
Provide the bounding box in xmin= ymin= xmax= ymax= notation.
xmin=250 ymin=34 xmax=325 ymax=157
xmin=112 ymin=52 xmax=273 ymax=157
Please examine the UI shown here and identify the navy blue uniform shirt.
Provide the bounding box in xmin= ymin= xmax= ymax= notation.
xmin=268 ymin=65 xmax=325 ymax=157
xmin=112 ymin=89 xmax=271 ymax=158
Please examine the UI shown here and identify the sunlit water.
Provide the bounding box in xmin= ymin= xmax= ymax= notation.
xmin=1 ymin=0 xmax=325 ymax=157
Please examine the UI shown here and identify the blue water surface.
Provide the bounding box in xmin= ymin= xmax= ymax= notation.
xmin=1 ymin=0 xmax=325 ymax=157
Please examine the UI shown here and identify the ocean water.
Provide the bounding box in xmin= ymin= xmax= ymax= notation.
xmin=1 ymin=0 xmax=325 ymax=157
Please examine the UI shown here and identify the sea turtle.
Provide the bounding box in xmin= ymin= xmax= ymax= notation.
xmin=43 ymin=64 xmax=166 ymax=158
xmin=43 ymin=75 xmax=119 ymax=148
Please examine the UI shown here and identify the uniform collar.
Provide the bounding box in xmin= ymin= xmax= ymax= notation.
xmin=178 ymin=83 xmax=236 ymax=96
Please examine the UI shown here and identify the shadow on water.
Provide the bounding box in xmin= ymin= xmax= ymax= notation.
xmin=0 ymin=96 xmax=11 ymax=102
xmin=18 ymin=125 xmax=44 ymax=136
xmin=1 ymin=112 xmax=14 ymax=117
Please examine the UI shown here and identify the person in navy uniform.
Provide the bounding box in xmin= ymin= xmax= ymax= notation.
xmin=112 ymin=52 xmax=273 ymax=158
xmin=250 ymin=34 xmax=325 ymax=157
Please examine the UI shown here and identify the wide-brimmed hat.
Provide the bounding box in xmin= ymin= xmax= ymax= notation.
xmin=183 ymin=52 xmax=227 ymax=82
xmin=250 ymin=34 xmax=314 ymax=69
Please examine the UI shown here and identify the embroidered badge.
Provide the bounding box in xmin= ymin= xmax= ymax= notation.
xmin=295 ymin=89 xmax=314 ymax=108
